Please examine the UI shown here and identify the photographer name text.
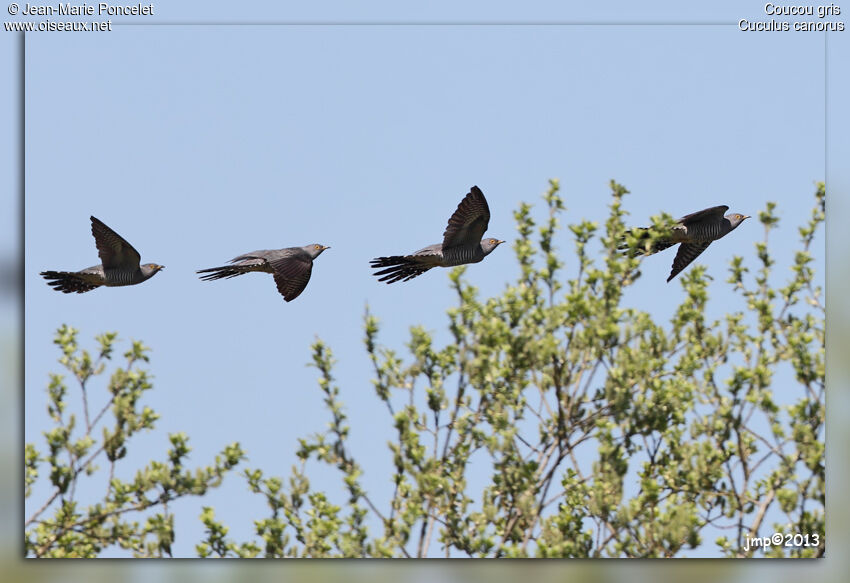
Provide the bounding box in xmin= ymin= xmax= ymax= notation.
xmin=19 ymin=2 xmax=152 ymax=16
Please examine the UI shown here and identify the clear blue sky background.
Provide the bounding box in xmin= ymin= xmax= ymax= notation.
xmin=13 ymin=1 xmax=840 ymax=561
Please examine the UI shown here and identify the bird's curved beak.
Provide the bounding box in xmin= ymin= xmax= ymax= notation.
xmin=498 ymin=240 xmax=506 ymax=244
xmin=743 ymin=215 xmax=751 ymax=220
xmin=322 ymin=246 xmax=331 ymax=251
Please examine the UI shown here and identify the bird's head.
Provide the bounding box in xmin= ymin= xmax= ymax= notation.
xmin=306 ymin=244 xmax=330 ymax=258
xmin=481 ymin=238 xmax=505 ymax=255
xmin=143 ymin=263 xmax=165 ymax=275
xmin=727 ymin=213 xmax=751 ymax=228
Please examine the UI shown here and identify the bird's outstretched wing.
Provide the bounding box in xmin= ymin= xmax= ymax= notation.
xmin=442 ymin=186 xmax=491 ymax=250
xmin=270 ymin=255 xmax=314 ymax=302
xmin=667 ymin=241 xmax=712 ymax=282
xmin=90 ymin=216 xmax=142 ymax=270
xmin=678 ymin=206 xmax=729 ymax=226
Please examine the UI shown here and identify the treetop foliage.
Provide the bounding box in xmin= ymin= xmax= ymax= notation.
xmin=26 ymin=180 xmax=825 ymax=558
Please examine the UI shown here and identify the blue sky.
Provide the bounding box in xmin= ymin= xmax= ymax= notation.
xmin=15 ymin=2 xmax=837 ymax=559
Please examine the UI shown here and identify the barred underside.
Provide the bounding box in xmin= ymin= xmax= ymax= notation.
xmin=686 ymin=218 xmax=730 ymax=243
xmin=442 ymin=245 xmax=483 ymax=266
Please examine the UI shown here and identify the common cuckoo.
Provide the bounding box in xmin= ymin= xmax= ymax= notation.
xmin=370 ymin=185 xmax=505 ymax=283
xmin=40 ymin=216 xmax=164 ymax=293
xmin=197 ymin=244 xmax=330 ymax=302
xmin=622 ymin=205 xmax=750 ymax=282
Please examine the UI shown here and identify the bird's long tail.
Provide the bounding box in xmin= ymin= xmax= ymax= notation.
xmin=618 ymin=228 xmax=674 ymax=257
xmin=370 ymin=256 xmax=433 ymax=284
xmin=40 ymin=271 xmax=99 ymax=294
xmin=196 ymin=265 xmax=251 ymax=281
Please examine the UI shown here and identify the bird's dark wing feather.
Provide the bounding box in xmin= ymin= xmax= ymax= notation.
xmin=270 ymin=255 xmax=313 ymax=302
xmin=90 ymin=216 xmax=141 ymax=270
xmin=667 ymin=241 xmax=712 ymax=282
xmin=230 ymin=250 xmax=275 ymax=263
xmin=678 ymin=206 xmax=729 ymax=226
xmin=442 ymin=186 xmax=490 ymax=250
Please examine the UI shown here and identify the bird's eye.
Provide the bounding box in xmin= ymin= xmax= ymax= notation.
xmin=315 ymin=245 xmax=320 ymax=249
xmin=490 ymin=239 xmax=496 ymax=244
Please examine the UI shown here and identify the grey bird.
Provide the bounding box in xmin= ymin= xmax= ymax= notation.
xmin=622 ymin=205 xmax=750 ymax=282
xmin=197 ymin=244 xmax=330 ymax=302
xmin=40 ymin=216 xmax=164 ymax=294
xmin=370 ymin=185 xmax=505 ymax=284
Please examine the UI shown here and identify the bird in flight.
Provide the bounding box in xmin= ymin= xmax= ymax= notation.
xmin=41 ymin=216 xmax=164 ymax=293
xmin=621 ymin=205 xmax=750 ymax=282
xmin=370 ymin=185 xmax=505 ymax=284
xmin=197 ymin=244 xmax=330 ymax=302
